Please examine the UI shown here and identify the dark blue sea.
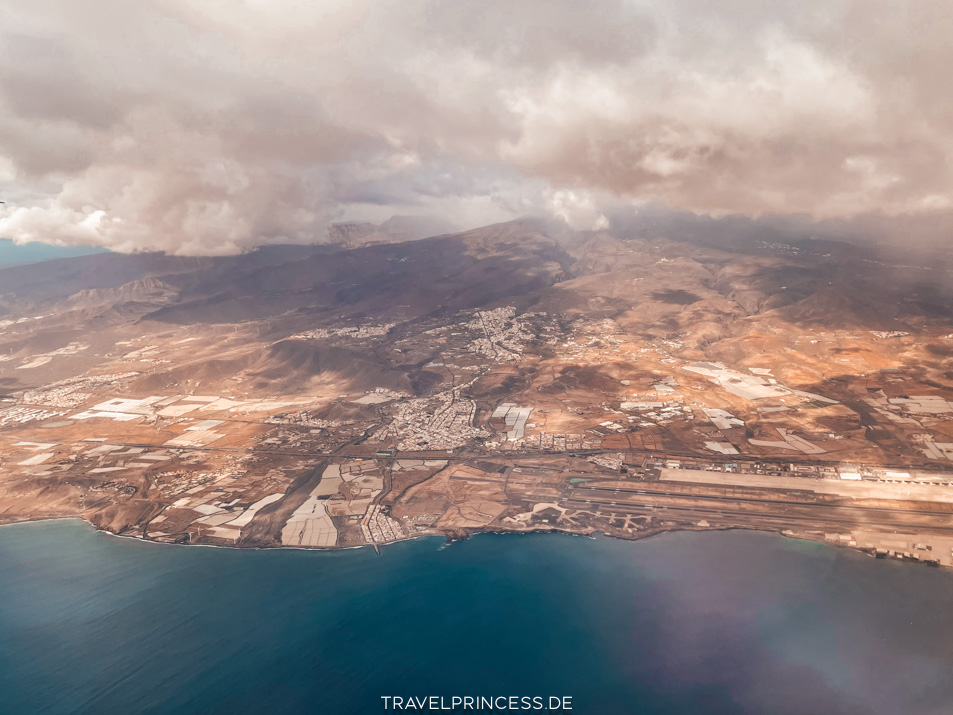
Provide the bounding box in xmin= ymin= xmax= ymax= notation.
xmin=2 ymin=521 xmax=953 ymax=714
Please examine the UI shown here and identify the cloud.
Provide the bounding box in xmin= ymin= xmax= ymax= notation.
xmin=0 ymin=0 xmax=950 ymax=254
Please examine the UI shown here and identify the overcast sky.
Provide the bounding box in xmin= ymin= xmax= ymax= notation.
xmin=0 ymin=0 xmax=950 ymax=255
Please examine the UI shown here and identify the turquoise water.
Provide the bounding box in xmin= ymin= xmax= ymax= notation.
xmin=2 ymin=521 xmax=953 ymax=714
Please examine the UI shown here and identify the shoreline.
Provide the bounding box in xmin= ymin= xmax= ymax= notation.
xmin=0 ymin=514 xmax=930 ymax=568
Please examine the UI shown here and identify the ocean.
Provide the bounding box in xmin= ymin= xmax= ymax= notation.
xmin=2 ymin=520 xmax=953 ymax=714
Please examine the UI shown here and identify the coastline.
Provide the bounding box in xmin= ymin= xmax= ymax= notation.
xmin=0 ymin=513 xmax=922 ymax=568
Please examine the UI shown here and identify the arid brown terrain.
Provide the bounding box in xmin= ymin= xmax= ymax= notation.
xmin=3 ymin=219 xmax=953 ymax=565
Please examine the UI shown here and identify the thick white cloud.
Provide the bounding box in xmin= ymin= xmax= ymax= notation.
xmin=0 ymin=0 xmax=950 ymax=254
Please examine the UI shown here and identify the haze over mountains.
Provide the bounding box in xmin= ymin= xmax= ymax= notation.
xmin=326 ymin=215 xmax=457 ymax=249
xmin=3 ymin=214 xmax=948 ymax=331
